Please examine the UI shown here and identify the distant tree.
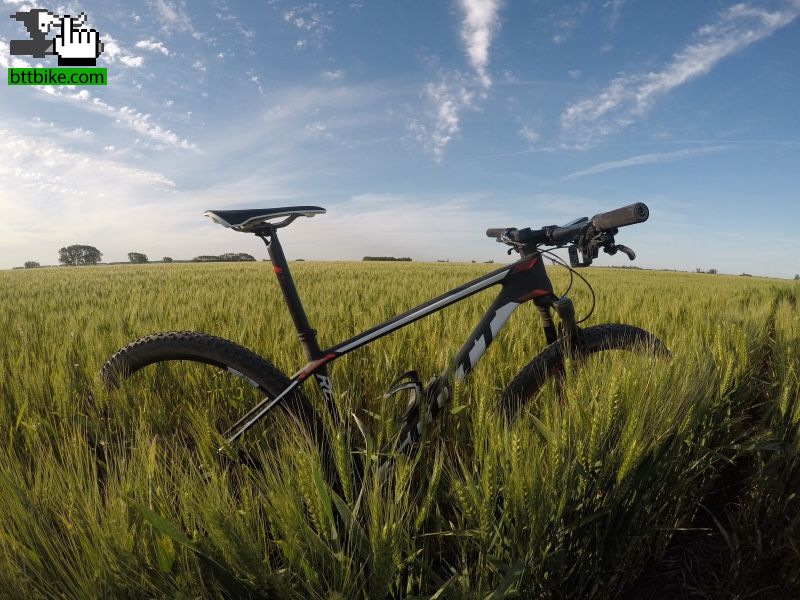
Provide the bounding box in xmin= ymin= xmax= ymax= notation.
xmin=162 ymin=257 xmax=173 ymax=263
xmin=363 ymin=256 xmax=412 ymax=262
xmin=708 ymin=268 xmax=718 ymax=275
xmin=128 ymin=252 xmax=148 ymax=264
xmin=795 ymin=274 xmax=799 ymax=281
xmin=219 ymin=252 xmax=256 ymax=262
xmin=695 ymin=268 xmax=704 ymax=273
xmin=741 ymin=273 xmax=753 ymax=277
xmin=59 ymin=245 xmax=102 ymax=266
xmin=23 ymin=261 xmax=40 ymax=268
xmin=191 ymin=253 xmax=256 ymax=263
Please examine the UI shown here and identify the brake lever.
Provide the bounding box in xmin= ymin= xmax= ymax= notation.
xmin=616 ymin=244 xmax=636 ymax=260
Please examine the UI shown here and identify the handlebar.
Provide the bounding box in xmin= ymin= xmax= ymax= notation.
xmin=486 ymin=202 xmax=649 ymax=247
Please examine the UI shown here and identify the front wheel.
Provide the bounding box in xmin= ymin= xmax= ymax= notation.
xmin=500 ymin=324 xmax=669 ymax=420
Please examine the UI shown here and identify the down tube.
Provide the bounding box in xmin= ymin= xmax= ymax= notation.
xmin=423 ymin=287 xmax=524 ymax=427
xmin=452 ymin=288 xmax=523 ymax=383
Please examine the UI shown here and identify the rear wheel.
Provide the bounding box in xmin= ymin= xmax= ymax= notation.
xmin=100 ymin=331 xmax=330 ymax=470
xmin=501 ymin=324 xmax=668 ymax=419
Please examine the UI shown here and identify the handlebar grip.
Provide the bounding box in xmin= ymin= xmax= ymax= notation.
xmin=486 ymin=228 xmax=508 ymax=238
xmin=591 ymin=202 xmax=649 ymax=231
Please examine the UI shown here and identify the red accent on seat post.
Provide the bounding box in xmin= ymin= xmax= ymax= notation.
xmin=273 ymin=265 xmax=283 ymax=274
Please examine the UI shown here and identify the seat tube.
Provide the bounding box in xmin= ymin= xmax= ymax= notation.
xmin=260 ymin=230 xmax=322 ymax=361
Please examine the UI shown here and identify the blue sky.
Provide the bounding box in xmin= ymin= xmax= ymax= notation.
xmin=1 ymin=0 xmax=799 ymax=277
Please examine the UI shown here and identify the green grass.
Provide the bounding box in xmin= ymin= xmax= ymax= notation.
xmin=0 ymin=262 xmax=798 ymax=598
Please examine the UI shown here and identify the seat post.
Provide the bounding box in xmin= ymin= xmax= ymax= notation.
xmin=257 ymin=228 xmax=323 ymax=362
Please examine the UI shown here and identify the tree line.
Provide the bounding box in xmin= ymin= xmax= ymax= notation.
xmin=21 ymin=245 xmax=256 ymax=267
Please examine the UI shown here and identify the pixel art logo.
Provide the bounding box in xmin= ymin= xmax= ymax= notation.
xmin=9 ymin=8 xmax=104 ymax=67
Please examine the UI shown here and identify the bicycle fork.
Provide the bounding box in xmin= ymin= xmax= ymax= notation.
xmin=537 ymin=295 xmax=586 ymax=402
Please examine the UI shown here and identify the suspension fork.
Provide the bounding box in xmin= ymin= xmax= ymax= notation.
xmin=536 ymin=294 xmax=584 ymax=353
xmin=535 ymin=300 xmax=558 ymax=345
xmin=535 ymin=295 xmax=585 ymax=402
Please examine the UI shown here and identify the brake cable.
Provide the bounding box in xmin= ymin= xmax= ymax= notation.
xmin=538 ymin=247 xmax=596 ymax=324
xmin=543 ymin=249 xmax=574 ymax=296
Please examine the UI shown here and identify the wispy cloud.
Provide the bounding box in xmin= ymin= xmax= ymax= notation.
xmin=283 ymin=3 xmax=332 ymax=48
xmin=459 ymin=0 xmax=502 ymax=88
xmin=519 ymin=125 xmax=539 ymax=144
xmin=561 ymin=1 xmax=800 ymax=143
xmin=407 ymin=74 xmax=476 ymax=160
xmin=215 ymin=9 xmax=255 ymax=41
xmin=0 ymin=128 xmax=175 ymax=190
xmin=135 ymin=39 xmax=171 ymax=56
xmin=603 ymin=0 xmax=625 ymax=28
xmin=410 ymin=0 xmax=503 ymax=160
xmin=149 ymin=0 xmax=194 ymax=33
xmin=322 ymin=69 xmax=344 ymax=81
xmin=0 ymin=36 xmax=30 ymax=68
xmin=562 ymin=145 xmax=731 ymax=180
xmin=33 ymin=87 xmax=197 ymax=151
xmin=101 ymin=34 xmax=144 ymax=68
xmin=551 ymin=1 xmax=588 ymax=45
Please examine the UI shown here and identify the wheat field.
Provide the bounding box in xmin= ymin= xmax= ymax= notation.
xmin=0 ymin=261 xmax=798 ymax=598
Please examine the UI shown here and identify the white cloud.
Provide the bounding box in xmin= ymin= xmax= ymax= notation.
xmin=120 ymin=55 xmax=144 ymax=68
xmin=135 ymin=39 xmax=170 ymax=56
xmin=304 ymin=121 xmax=332 ymax=141
xmin=283 ymin=3 xmax=332 ymax=47
xmin=459 ymin=0 xmax=502 ymax=89
xmin=0 ymin=129 xmax=174 ymax=195
xmin=63 ymin=127 xmax=94 ymax=140
xmin=32 ymin=87 xmax=197 ymax=150
xmin=409 ymin=1 xmax=502 ymax=160
xmin=149 ymin=0 xmax=193 ymax=33
xmin=0 ymin=36 xmax=31 ymax=68
xmin=551 ymin=2 xmax=588 ymax=45
xmin=519 ymin=126 xmax=539 ymax=144
xmin=248 ymin=70 xmax=264 ymax=94
xmin=100 ymin=34 xmax=144 ymax=68
xmin=562 ymin=1 xmax=800 ymax=143
xmin=603 ymin=0 xmax=625 ymax=28
xmin=215 ymin=10 xmax=255 ymax=40
xmin=322 ymin=69 xmax=344 ymax=81
xmin=562 ymin=145 xmax=731 ymax=180
xmin=408 ymin=75 xmax=477 ymax=160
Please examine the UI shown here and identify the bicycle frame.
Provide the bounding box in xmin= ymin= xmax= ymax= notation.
xmin=223 ymin=227 xmax=562 ymax=449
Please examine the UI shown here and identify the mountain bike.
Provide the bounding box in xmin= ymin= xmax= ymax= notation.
xmin=101 ymin=203 xmax=667 ymax=472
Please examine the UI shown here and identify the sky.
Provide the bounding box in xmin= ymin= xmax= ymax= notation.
xmin=1 ymin=0 xmax=799 ymax=277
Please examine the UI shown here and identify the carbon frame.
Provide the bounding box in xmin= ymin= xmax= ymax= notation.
xmin=223 ymin=229 xmax=559 ymax=447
